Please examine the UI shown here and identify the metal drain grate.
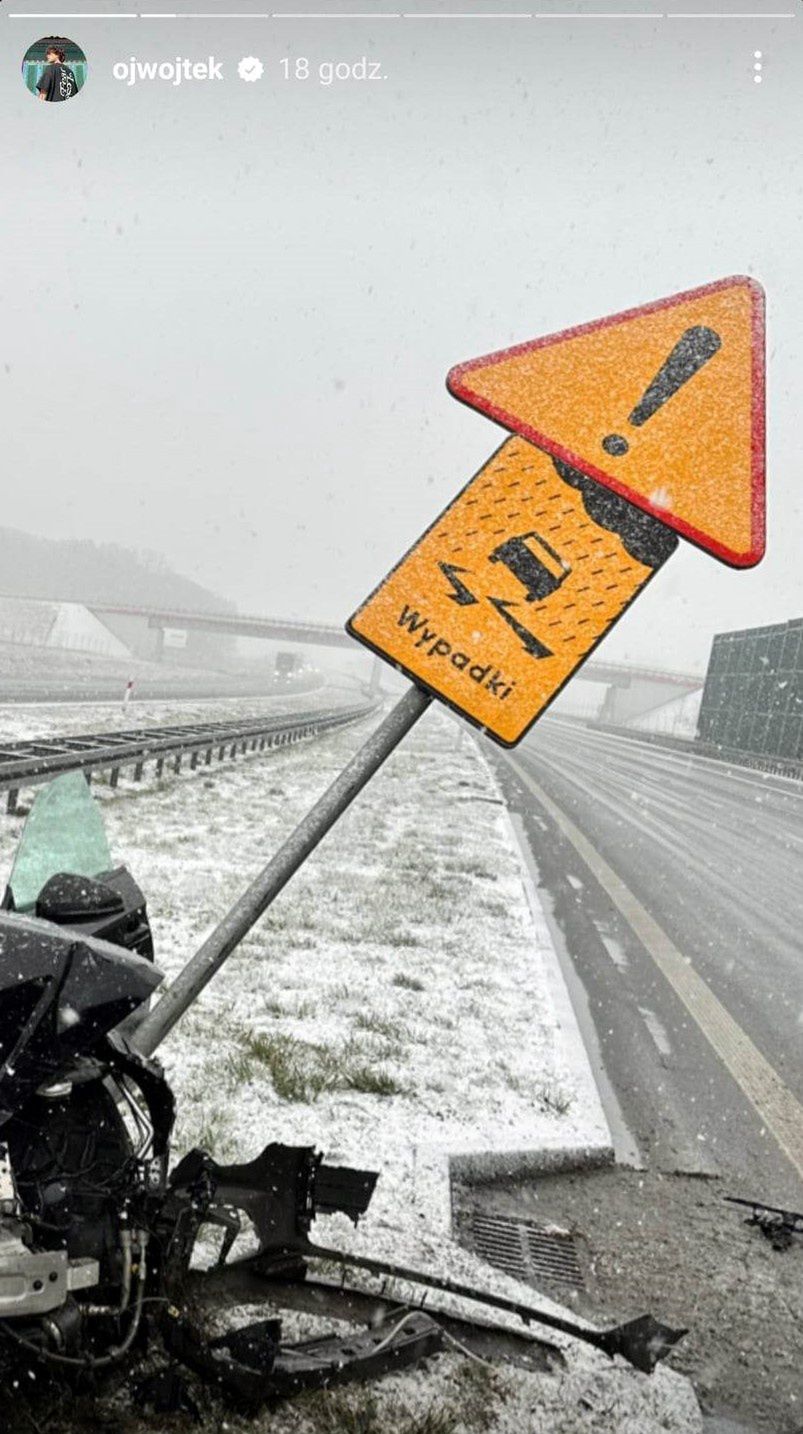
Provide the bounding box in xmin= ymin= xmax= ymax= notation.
xmin=468 ymin=1212 xmax=584 ymax=1290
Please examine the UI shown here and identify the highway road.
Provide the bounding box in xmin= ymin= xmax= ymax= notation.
xmin=491 ymin=718 xmax=803 ymax=1206
xmin=0 ymin=675 xmax=317 ymax=704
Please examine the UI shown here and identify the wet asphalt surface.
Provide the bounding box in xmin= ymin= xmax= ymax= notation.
xmin=457 ymin=718 xmax=803 ymax=1432
xmin=497 ymin=717 xmax=803 ymax=1201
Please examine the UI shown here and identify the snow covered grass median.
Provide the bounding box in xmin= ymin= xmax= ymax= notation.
xmin=94 ymin=702 xmax=608 ymax=1198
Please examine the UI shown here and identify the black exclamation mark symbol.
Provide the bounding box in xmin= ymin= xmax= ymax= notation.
xmin=601 ymin=326 xmax=721 ymax=458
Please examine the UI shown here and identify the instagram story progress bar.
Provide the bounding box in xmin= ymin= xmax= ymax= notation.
xmin=6 ymin=4 xmax=798 ymax=18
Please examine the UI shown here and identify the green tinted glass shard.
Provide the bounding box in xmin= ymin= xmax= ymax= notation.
xmin=8 ymin=772 xmax=113 ymax=912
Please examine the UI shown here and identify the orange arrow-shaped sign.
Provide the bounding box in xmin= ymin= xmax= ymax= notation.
xmin=349 ymin=277 xmax=766 ymax=745
xmin=447 ymin=276 xmax=765 ymax=568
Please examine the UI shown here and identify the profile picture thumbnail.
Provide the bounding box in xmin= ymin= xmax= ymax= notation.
xmin=23 ymin=36 xmax=87 ymax=103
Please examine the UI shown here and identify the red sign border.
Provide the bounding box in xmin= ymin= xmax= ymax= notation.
xmin=446 ymin=276 xmax=766 ymax=569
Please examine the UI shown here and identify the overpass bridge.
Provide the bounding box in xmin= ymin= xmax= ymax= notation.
xmin=86 ymin=600 xmax=702 ymax=722
xmin=89 ymin=602 xmax=356 ymax=650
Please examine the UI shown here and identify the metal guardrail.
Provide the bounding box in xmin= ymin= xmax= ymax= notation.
xmin=694 ymin=743 xmax=803 ymax=782
xmin=592 ymin=720 xmax=803 ymax=782
xmin=0 ymin=701 xmax=378 ymax=814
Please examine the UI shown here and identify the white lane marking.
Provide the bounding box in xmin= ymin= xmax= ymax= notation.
xmin=508 ymin=753 xmax=803 ymax=1184
xmin=597 ymin=931 xmax=629 ymax=971
xmin=529 ymin=740 xmax=803 ymax=958
xmin=639 ymin=1006 xmax=673 ymax=1057
xmin=543 ymin=717 xmax=803 ymax=803
xmin=508 ymin=811 xmax=640 ymax=1168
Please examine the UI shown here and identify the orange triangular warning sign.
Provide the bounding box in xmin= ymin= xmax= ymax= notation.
xmin=447 ymin=276 xmax=765 ymax=568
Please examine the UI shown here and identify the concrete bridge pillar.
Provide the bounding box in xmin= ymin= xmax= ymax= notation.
xmin=599 ymin=676 xmax=700 ymax=727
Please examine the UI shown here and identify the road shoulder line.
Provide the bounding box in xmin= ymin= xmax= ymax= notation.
xmin=509 ymin=752 xmax=803 ymax=1184
xmin=462 ymin=735 xmax=614 ymax=1179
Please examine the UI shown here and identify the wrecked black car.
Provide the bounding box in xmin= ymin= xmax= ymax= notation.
xmin=0 ymin=772 xmax=683 ymax=1415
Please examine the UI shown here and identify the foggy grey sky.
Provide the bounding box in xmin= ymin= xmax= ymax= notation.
xmin=1 ymin=0 xmax=800 ymax=672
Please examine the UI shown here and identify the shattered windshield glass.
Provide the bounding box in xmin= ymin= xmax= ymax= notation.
xmin=7 ymin=772 xmax=113 ymax=912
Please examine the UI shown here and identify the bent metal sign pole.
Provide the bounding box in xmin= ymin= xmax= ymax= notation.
xmin=132 ymin=276 xmax=766 ymax=1058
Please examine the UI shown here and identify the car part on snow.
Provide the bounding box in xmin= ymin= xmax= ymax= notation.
xmin=161 ymin=1303 xmax=445 ymax=1411
xmin=132 ymin=1365 xmax=202 ymax=1420
xmin=0 ymin=773 xmax=686 ymax=1414
xmin=725 ymin=1196 xmax=803 ymax=1252
xmin=293 ymin=1246 xmax=685 ymax=1375
xmin=187 ymin=1259 xmax=562 ymax=1373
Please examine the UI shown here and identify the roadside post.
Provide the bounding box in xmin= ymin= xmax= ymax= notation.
xmin=132 ymin=275 xmax=766 ymax=1058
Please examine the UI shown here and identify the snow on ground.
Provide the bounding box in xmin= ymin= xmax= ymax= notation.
xmin=0 ymin=696 xmax=700 ymax=1432
xmin=0 ymin=681 xmax=354 ymax=745
xmin=104 ymin=702 xmax=608 ymax=1188
xmin=188 ymin=1352 xmax=700 ymax=1434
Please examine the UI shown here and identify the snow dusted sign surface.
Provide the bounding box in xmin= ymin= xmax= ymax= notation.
xmin=447 ymin=276 xmax=766 ymax=569
xmin=349 ymin=437 xmax=673 ymax=745
xmin=349 ymin=278 xmax=765 ymax=745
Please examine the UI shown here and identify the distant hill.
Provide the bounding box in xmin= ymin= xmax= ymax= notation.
xmin=0 ymin=529 xmax=232 ymax=614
